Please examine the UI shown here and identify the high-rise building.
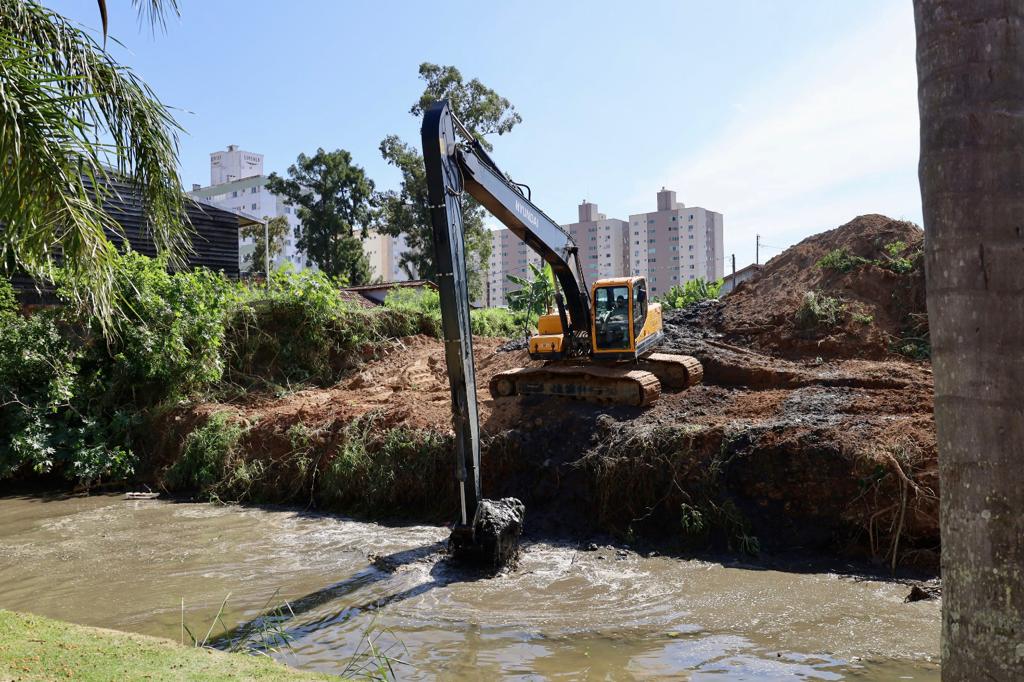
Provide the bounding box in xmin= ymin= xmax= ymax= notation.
xmin=627 ymin=188 xmax=724 ymax=296
xmin=190 ymin=149 xmax=306 ymax=272
xmin=362 ymin=230 xmax=413 ymax=282
xmin=209 ymin=145 xmax=263 ymax=185
xmin=563 ymin=201 xmax=629 ymax=284
xmin=484 ymin=227 xmax=544 ymax=307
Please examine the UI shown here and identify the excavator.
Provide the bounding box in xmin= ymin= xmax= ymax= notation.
xmin=422 ymin=100 xmax=702 ymax=566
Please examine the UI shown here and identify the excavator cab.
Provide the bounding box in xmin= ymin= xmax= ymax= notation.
xmin=528 ymin=276 xmax=664 ymax=361
xmin=591 ymin=277 xmax=663 ymax=360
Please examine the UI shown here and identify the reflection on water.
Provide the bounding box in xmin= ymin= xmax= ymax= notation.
xmin=0 ymin=495 xmax=940 ymax=680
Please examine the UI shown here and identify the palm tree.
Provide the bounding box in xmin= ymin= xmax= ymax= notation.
xmin=914 ymin=1 xmax=1024 ymax=677
xmin=0 ymin=0 xmax=186 ymax=323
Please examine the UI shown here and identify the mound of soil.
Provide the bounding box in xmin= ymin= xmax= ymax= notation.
xmin=720 ymin=215 xmax=926 ymax=360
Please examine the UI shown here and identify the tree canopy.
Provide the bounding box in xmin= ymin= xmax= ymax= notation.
xmin=378 ymin=63 xmax=522 ymax=299
xmin=241 ymin=215 xmax=290 ymax=274
xmin=265 ymin=148 xmax=374 ymax=285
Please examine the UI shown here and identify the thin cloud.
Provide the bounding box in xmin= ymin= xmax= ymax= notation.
xmin=656 ymin=3 xmax=921 ymax=266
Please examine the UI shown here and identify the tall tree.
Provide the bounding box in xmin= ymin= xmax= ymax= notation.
xmin=914 ymin=1 xmax=1024 ymax=678
xmin=378 ymin=63 xmax=521 ymax=299
xmin=241 ymin=215 xmax=289 ymax=274
xmin=0 ymin=0 xmax=187 ymax=323
xmin=265 ymin=148 xmax=374 ymax=285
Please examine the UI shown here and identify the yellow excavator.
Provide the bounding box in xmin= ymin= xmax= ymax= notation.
xmin=422 ymin=100 xmax=702 ymax=564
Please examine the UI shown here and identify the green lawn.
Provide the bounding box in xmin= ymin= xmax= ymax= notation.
xmin=0 ymin=610 xmax=333 ymax=681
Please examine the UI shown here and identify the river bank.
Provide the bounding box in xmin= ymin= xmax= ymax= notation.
xmin=0 ymin=610 xmax=330 ymax=681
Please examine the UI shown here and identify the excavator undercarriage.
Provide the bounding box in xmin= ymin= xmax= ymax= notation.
xmin=489 ymin=352 xmax=703 ymax=407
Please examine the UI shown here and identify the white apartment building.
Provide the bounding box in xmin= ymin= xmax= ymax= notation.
xmin=563 ymin=201 xmax=629 ymax=284
xmin=627 ymin=188 xmax=724 ymax=296
xmin=362 ymin=230 xmax=413 ymax=282
xmin=189 ymin=145 xmax=307 ymax=272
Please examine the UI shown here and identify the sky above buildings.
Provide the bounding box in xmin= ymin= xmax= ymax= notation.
xmin=51 ymin=0 xmax=921 ymax=269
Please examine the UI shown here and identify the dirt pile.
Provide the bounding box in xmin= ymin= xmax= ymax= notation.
xmin=719 ymin=214 xmax=926 ymax=360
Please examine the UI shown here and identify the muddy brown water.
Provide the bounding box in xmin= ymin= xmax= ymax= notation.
xmin=0 ymin=495 xmax=939 ymax=680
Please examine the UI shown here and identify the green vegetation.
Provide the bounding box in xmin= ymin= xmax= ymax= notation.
xmin=505 ymin=262 xmax=557 ymax=332
xmin=166 ymin=413 xmax=243 ymax=493
xmin=0 ymin=250 xmax=521 ymax=489
xmin=265 ymin=148 xmax=375 ymax=284
xmin=795 ymin=291 xmax=845 ymax=331
xmin=241 ymin=215 xmax=291 ymax=274
xmin=816 ymin=248 xmax=872 ymax=273
xmin=0 ymin=1 xmax=187 ymax=326
xmin=658 ymin=278 xmax=723 ymax=310
xmin=0 ymin=609 xmax=331 ymax=681
xmin=378 ymin=63 xmax=522 ymax=300
xmin=382 ymin=286 xmax=520 ymax=338
xmin=817 ymin=242 xmax=921 ymax=275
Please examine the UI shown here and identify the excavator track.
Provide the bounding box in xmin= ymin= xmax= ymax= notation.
xmin=636 ymin=352 xmax=703 ymax=389
xmin=489 ymin=364 xmax=662 ymax=407
xmin=488 ymin=353 xmax=702 ymax=407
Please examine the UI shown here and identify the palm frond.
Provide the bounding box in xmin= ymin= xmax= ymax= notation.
xmin=0 ymin=0 xmax=188 ymax=323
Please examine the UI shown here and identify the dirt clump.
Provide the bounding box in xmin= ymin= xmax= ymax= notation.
xmin=719 ymin=214 xmax=926 ymax=360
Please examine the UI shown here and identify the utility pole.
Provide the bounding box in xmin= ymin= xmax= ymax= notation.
xmin=263 ymin=218 xmax=270 ymax=288
xmin=756 ymin=234 xmax=760 ymax=265
xmin=732 ymin=253 xmax=736 ymax=279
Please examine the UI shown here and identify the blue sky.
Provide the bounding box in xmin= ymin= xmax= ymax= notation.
xmin=51 ymin=0 xmax=921 ymax=268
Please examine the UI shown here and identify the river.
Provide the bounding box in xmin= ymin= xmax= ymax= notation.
xmin=0 ymin=494 xmax=939 ymax=680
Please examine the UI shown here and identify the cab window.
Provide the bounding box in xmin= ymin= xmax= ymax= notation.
xmin=633 ymin=281 xmax=647 ymax=340
xmin=594 ymin=285 xmax=630 ymax=350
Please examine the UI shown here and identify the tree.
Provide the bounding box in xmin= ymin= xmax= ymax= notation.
xmin=378 ymin=63 xmax=522 ymax=299
xmin=265 ymin=148 xmax=374 ymax=285
xmin=0 ymin=0 xmax=187 ymax=324
xmin=241 ymin=215 xmax=289 ymax=274
xmin=506 ymin=262 xmax=556 ymax=335
xmin=914 ymin=1 xmax=1024 ymax=677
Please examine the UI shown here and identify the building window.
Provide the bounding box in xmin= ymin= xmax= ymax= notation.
xmin=689 ymin=245 xmax=694 ymax=251
xmin=251 ymin=203 xmax=256 ymax=210
xmin=250 ymin=187 xmax=258 ymax=194
xmin=231 ymin=191 xmax=238 ymax=198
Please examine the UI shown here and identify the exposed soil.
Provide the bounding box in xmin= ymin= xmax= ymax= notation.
xmin=152 ymin=214 xmax=938 ymax=569
xmin=720 ymin=214 xmax=926 ymax=360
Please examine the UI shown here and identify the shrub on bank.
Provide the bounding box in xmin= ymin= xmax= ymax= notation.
xmin=1 ymin=253 xmax=519 ymax=487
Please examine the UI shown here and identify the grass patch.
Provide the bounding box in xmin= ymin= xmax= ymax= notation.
xmin=795 ymin=291 xmax=845 ymax=332
xmin=0 ymin=610 xmax=330 ymax=681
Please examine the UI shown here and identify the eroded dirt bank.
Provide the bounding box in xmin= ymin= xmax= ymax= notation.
xmin=149 ymin=215 xmax=937 ymax=569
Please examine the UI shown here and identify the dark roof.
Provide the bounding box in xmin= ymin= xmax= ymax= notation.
xmin=10 ymin=179 xmax=256 ymax=301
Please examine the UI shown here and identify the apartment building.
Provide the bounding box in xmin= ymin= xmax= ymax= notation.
xmin=189 ymin=145 xmax=307 ymax=272
xmin=563 ymin=201 xmax=629 ymax=284
xmin=362 ymin=230 xmax=413 ymax=282
xmin=627 ymin=188 xmax=724 ymax=296
xmin=484 ymin=227 xmax=543 ymax=307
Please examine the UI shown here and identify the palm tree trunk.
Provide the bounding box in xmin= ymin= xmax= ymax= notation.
xmin=914 ymin=2 xmax=1024 ymax=678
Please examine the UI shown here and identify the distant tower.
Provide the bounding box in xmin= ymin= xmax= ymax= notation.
xmin=209 ymin=145 xmax=264 ymax=185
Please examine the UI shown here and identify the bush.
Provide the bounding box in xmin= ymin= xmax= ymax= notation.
xmin=816 ymin=248 xmax=870 ymax=273
xmin=659 ymin=278 xmax=722 ymax=310
xmin=383 ymin=286 xmax=519 ymax=338
xmin=795 ymin=291 xmax=844 ymax=331
xmin=165 ymin=412 xmax=242 ymax=493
